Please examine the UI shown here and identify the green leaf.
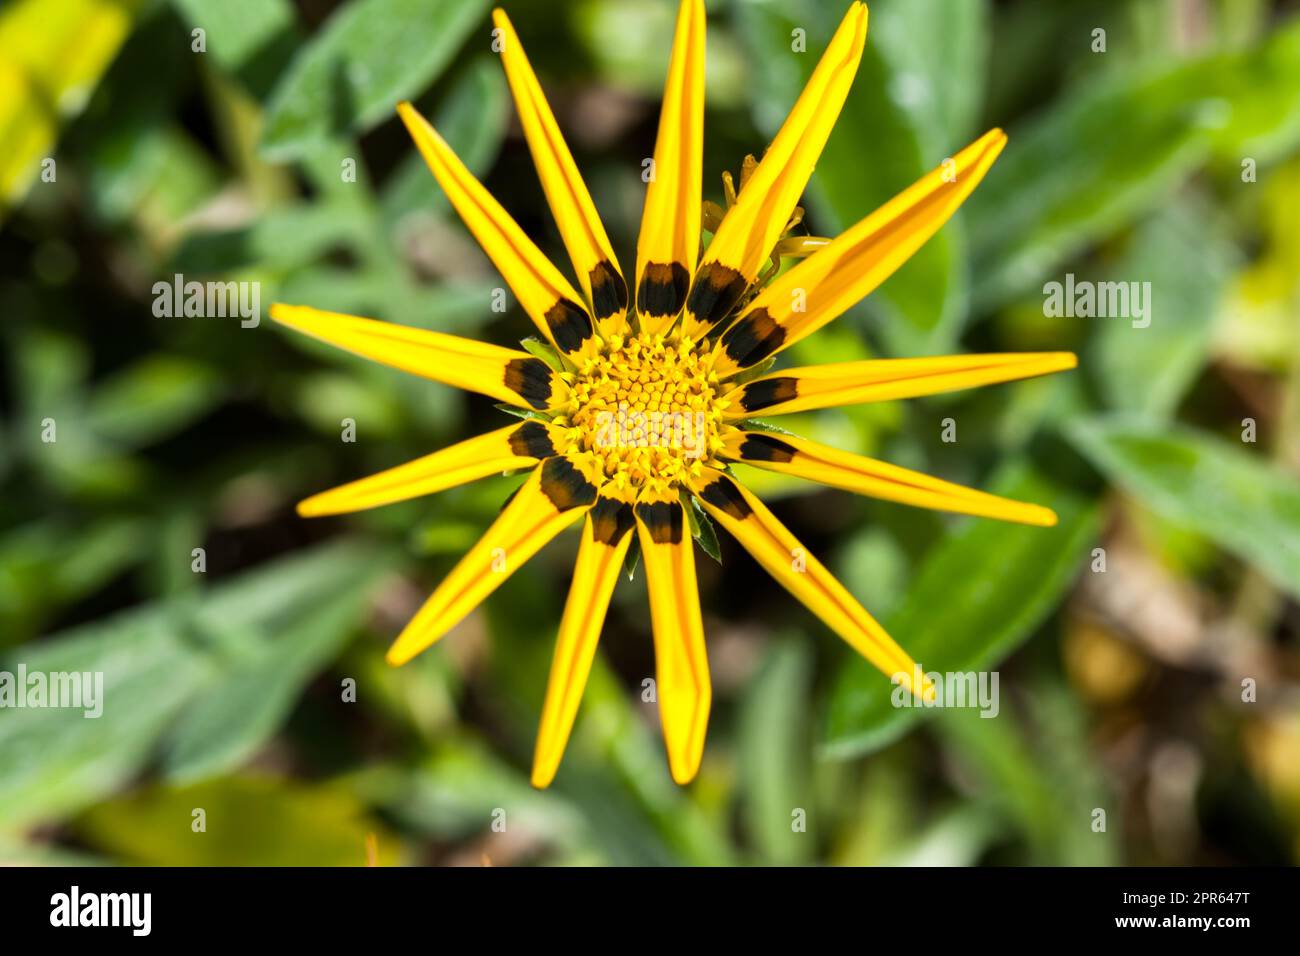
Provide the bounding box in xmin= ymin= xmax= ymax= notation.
xmin=0 ymin=518 xmax=147 ymax=642
xmin=727 ymin=354 xmax=777 ymax=387
xmin=867 ymin=0 xmax=990 ymax=152
xmin=732 ymin=0 xmax=969 ymax=355
xmin=831 ymin=525 xmax=909 ymax=623
xmin=84 ymin=355 xmax=224 ymax=448
xmin=380 ymin=56 xmax=508 ymax=226
xmin=687 ymin=496 xmax=721 ymax=564
xmin=1198 ymin=16 xmax=1300 ymax=163
xmin=823 ymin=460 xmax=1100 ymax=758
xmin=573 ymin=0 xmax=746 ymax=105
xmin=410 ymin=517 xmax=482 ymax=556
xmin=364 ymin=744 xmax=584 ymax=847
xmin=737 ymin=639 xmax=813 ymax=865
xmin=0 ymin=541 xmax=386 ymax=829
xmin=1069 ymin=416 xmax=1300 ymax=600
xmin=0 ymin=835 xmax=106 ymax=866
xmin=294 ymin=370 xmax=405 ymax=438
xmin=969 ymin=18 xmax=1300 ymax=310
xmin=168 ymin=0 xmax=298 ymax=95
xmin=735 ymin=418 xmax=796 ymax=437
xmin=933 ymin=684 xmax=1115 ymax=865
xmin=73 ymin=776 xmax=399 ymax=866
xmin=170 ymin=0 xmax=294 ymax=67
xmin=1090 ymin=201 xmax=1234 ymax=419
xmin=85 ymin=124 xmax=223 ymax=226
xmin=5 ymin=333 xmax=225 ymax=493
xmin=968 ymin=80 xmax=1211 ymax=311
xmin=260 ymin=0 xmax=490 ymax=160
xmin=494 ymin=402 xmax=543 ymax=421
xmin=519 ymin=336 xmax=565 ymax=372
xmin=161 ymin=559 xmax=389 ymax=783
xmin=171 ymin=202 xmax=371 ymax=273
xmin=0 ymin=614 xmax=209 ymax=831
xmin=275 ymin=270 xmax=498 ymax=337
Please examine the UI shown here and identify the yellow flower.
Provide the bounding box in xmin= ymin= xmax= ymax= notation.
xmin=270 ymin=1 xmax=1076 ymax=787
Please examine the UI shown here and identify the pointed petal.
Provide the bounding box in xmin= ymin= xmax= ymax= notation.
xmin=298 ymin=421 xmax=567 ymax=517
xmin=720 ymin=429 xmax=1057 ymax=527
xmin=494 ymin=10 xmax=628 ymax=336
xmin=385 ymin=456 xmax=598 ymax=665
xmin=634 ymin=0 xmax=706 ymax=335
xmin=690 ymin=467 xmax=932 ymax=701
xmin=724 ymin=352 xmax=1077 ymax=418
xmin=682 ymin=2 xmax=868 ymax=337
xmin=715 ymin=129 xmax=1007 ymax=374
xmin=397 ymin=101 xmax=595 ymax=354
xmin=635 ymin=491 xmax=710 ymax=784
xmin=270 ymin=302 xmax=568 ymax=410
xmin=531 ymin=496 xmax=636 ymax=788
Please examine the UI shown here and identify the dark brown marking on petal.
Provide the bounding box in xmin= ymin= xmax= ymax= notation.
xmin=588 ymin=261 xmax=629 ymax=321
xmin=545 ymin=298 xmax=594 ymax=353
xmin=504 ymin=358 xmax=555 ymax=410
xmin=697 ymin=475 xmax=753 ymax=521
xmin=738 ymin=433 xmax=796 ymax=463
xmin=636 ymin=262 xmax=690 ymax=319
xmin=590 ymin=496 xmax=635 ymax=546
xmin=738 ymin=376 xmax=798 ymax=414
xmin=539 ymin=456 xmax=597 ymax=512
xmin=508 ymin=420 xmax=555 ymax=459
xmin=635 ymin=500 xmax=683 ymax=545
xmin=721 ymin=307 xmax=787 ymax=368
xmin=686 ymin=262 xmax=748 ymax=328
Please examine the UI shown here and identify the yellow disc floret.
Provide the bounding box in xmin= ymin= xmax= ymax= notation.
xmin=560 ymin=331 xmax=727 ymax=495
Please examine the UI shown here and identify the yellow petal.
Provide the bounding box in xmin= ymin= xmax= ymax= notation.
xmin=494 ymin=9 xmax=628 ymax=336
xmin=719 ymin=428 xmax=1057 ymax=527
xmin=385 ymin=456 xmax=598 ymax=666
xmin=635 ymin=491 xmax=710 ymax=784
xmin=682 ymin=2 xmax=868 ymax=338
xmin=270 ymin=302 xmax=568 ymax=409
xmin=298 ymin=420 xmax=566 ymax=518
xmin=714 ymin=128 xmax=1007 ymax=374
xmin=689 ymin=467 xmax=932 ymax=702
xmin=724 ymin=351 xmax=1077 ymax=418
xmin=397 ymin=101 xmax=595 ymax=354
xmin=531 ymin=496 xmax=636 ymax=788
xmin=634 ymin=0 xmax=705 ymax=335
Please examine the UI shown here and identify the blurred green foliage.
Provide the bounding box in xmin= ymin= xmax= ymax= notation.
xmin=1 ymin=0 xmax=1299 ymax=866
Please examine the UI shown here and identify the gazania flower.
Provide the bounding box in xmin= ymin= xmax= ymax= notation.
xmin=270 ymin=1 xmax=1076 ymax=787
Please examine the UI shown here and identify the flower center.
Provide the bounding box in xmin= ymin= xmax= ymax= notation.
xmin=563 ymin=332 xmax=724 ymax=493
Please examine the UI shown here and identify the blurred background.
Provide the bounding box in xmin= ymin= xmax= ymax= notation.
xmin=2 ymin=0 xmax=1299 ymax=866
